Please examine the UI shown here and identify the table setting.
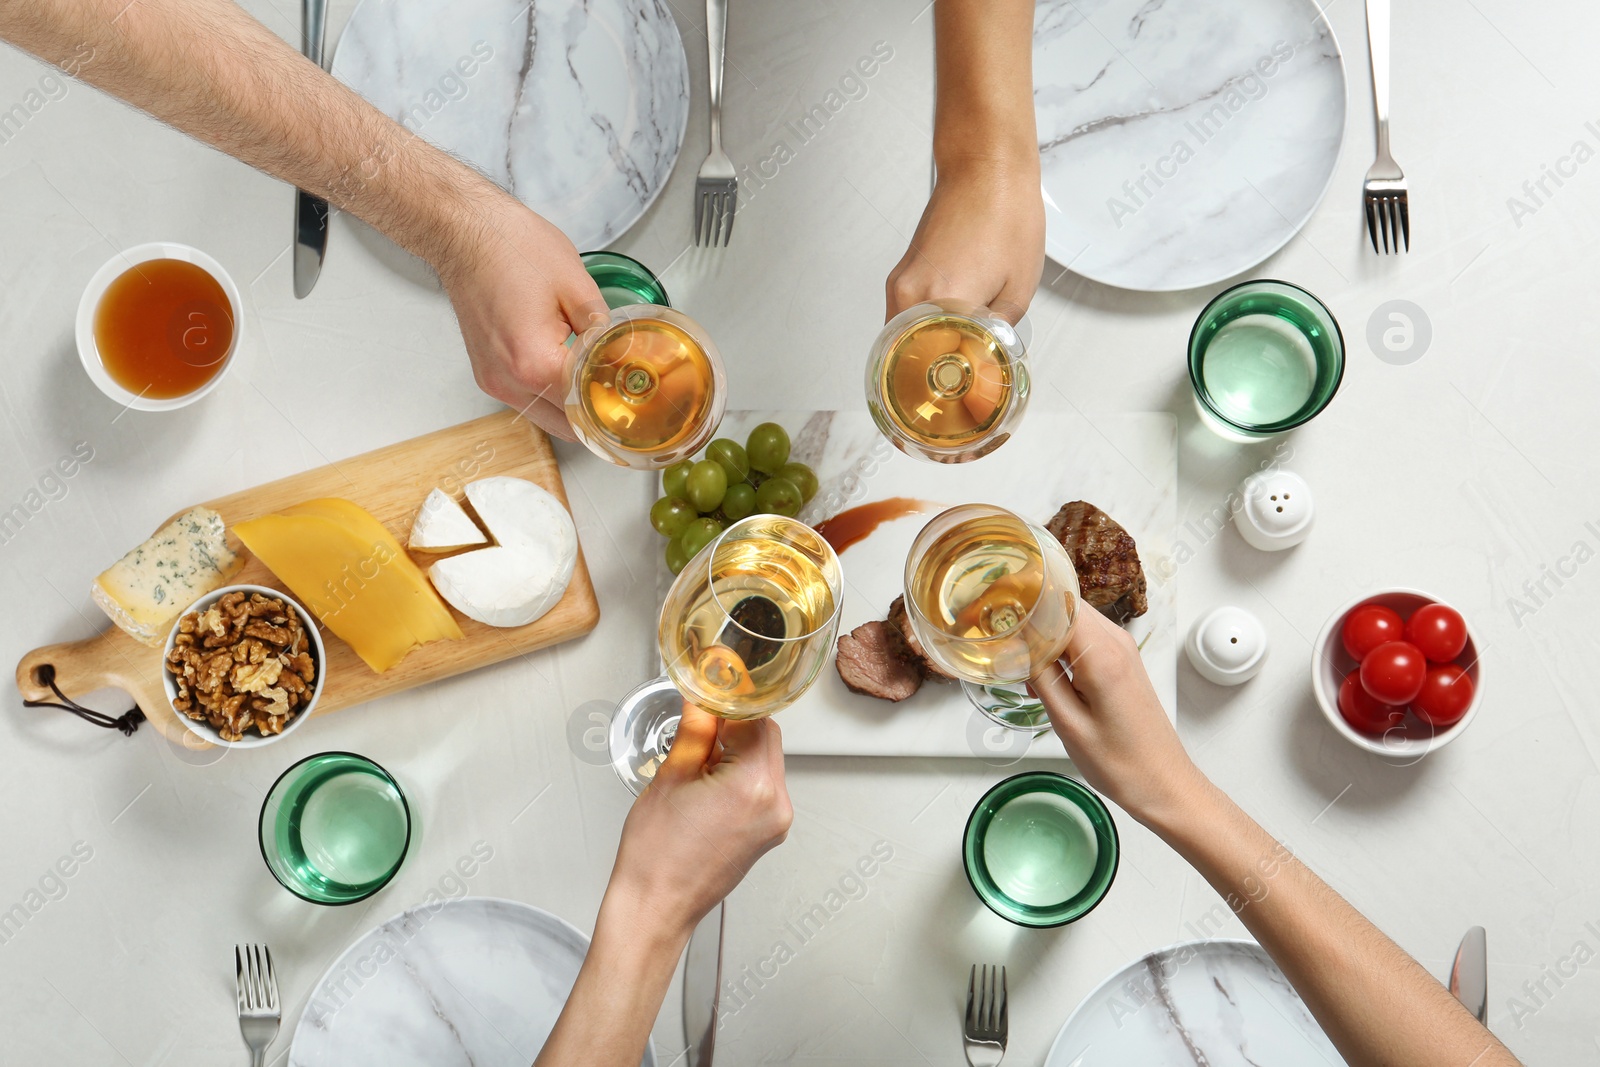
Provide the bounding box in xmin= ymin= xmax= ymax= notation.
xmin=0 ymin=0 xmax=1593 ymax=1063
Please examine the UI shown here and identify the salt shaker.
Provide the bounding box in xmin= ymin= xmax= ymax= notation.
xmin=1234 ymin=469 xmax=1314 ymax=551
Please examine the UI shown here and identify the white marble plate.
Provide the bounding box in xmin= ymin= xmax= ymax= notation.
xmin=332 ymin=0 xmax=689 ymax=250
xmin=1046 ymin=940 xmax=1344 ymax=1066
xmin=1035 ymin=0 xmax=1346 ymax=292
xmin=675 ymin=411 xmax=1177 ymax=761
xmin=288 ymin=897 xmax=655 ymax=1067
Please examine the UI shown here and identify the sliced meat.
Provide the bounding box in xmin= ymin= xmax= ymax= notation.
xmin=836 ymin=621 xmax=924 ymax=702
xmin=887 ymin=595 xmax=953 ymax=682
xmin=1046 ymin=501 xmax=1149 ymax=622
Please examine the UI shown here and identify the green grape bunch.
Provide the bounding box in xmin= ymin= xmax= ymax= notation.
xmin=650 ymin=422 xmax=819 ymax=574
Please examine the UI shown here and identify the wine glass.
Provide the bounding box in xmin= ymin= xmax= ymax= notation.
xmin=564 ymin=304 xmax=726 ymax=471
xmin=901 ymin=504 xmax=1080 ymax=734
xmin=609 ymin=514 xmax=844 ymax=795
xmin=865 ymin=299 xmax=1031 ymax=463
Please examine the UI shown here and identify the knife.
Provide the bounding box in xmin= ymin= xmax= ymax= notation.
xmin=1449 ymin=925 xmax=1488 ymax=1024
xmin=293 ymin=0 xmax=330 ymax=299
xmin=682 ymin=901 xmax=724 ymax=1067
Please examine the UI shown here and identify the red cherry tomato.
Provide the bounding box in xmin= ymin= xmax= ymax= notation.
xmin=1341 ymin=604 xmax=1404 ymax=660
xmin=1360 ymin=641 xmax=1428 ymax=705
xmin=1338 ymin=672 xmax=1405 ymax=736
xmin=1406 ymin=603 xmax=1469 ymax=663
xmin=1412 ymin=665 xmax=1474 ymax=727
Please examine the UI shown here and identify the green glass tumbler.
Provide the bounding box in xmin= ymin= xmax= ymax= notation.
xmin=963 ymin=772 xmax=1118 ymax=927
xmin=1188 ymin=279 xmax=1344 ymax=441
xmin=582 ymin=251 xmax=670 ymax=309
xmin=258 ymin=752 xmax=411 ymax=905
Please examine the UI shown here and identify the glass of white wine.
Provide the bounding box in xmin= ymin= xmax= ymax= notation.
xmin=608 ymin=514 xmax=844 ymax=794
xmin=902 ymin=504 xmax=1080 ymax=733
xmin=865 ymin=299 xmax=1030 ymax=463
xmin=564 ymin=304 xmax=726 ymax=470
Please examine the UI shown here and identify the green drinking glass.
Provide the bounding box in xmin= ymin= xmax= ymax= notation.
xmin=582 ymin=251 xmax=670 ymax=309
xmin=1188 ymin=279 xmax=1344 ymax=441
xmin=963 ymin=772 xmax=1119 ymax=927
xmin=258 ymin=752 xmax=412 ymax=905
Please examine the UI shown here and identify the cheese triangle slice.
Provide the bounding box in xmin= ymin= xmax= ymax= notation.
xmin=428 ymin=477 xmax=577 ymax=628
xmin=409 ymin=489 xmax=489 ymax=552
xmin=236 ymin=499 xmax=463 ymax=673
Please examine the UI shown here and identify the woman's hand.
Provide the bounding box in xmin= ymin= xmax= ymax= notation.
xmin=885 ymin=159 xmax=1044 ymax=325
xmin=605 ymin=704 xmax=794 ymax=942
xmin=434 ymin=191 xmax=610 ymax=441
xmin=1032 ymin=607 xmax=1207 ymax=827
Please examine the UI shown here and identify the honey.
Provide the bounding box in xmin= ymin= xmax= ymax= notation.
xmin=93 ymin=258 xmax=234 ymax=399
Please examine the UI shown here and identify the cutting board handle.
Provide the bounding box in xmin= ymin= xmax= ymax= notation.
xmin=15 ymin=629 xmax=178 ymax=740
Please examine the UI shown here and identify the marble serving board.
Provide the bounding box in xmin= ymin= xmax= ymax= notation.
xmin=1034 ymin=0 xmax=1346 ymax=292
xmin=289 ymin=898 xmax=654 ymax=1067
xmin=332 ymin=0 xmax=689 ymax=251
xmin=1045 ymin=940 xmax=1343 ymax=1065
xmin=693 ymin=411 xmax=1177 ymax=761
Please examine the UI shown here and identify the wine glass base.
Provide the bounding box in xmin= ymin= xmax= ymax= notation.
xmin=962 ymin=679 xmax=1053 ymax=737
xmin=609 ymin=676 xmax=684 ymax=796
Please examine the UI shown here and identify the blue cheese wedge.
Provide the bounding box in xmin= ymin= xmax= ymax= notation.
xmin=91 ymin=506 xmax=243 ymax=646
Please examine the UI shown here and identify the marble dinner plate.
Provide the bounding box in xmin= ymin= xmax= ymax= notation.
xmin=332 ymin=0 xmax=690 ymax=250
xmin=1034 ymin=0 xmax=1346 ymax=291
xmin=288 ymin=897 xmax=655 ymax=1067
xmin=1045 ymin=940 xmax=1344 ymax=1066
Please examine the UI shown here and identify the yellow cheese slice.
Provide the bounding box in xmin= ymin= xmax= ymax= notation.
xmin=235 ymin=499 xmax=463 ymax=673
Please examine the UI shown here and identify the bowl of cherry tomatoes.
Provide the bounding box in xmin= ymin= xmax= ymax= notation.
xmin=1311 ymin=589 xmax=1482 ymax=758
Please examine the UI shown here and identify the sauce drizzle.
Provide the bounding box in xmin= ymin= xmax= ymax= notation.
xmin=814 ymin=497 xmax=939 ymax=554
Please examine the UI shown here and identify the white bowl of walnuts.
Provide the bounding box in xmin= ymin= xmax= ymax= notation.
xmin=162 ymin=584 xmax=326 ymax=747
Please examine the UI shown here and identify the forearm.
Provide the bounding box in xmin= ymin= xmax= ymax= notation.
xmin=534 ymin=884 xmax=689 ymax=1067
xmin=932 ymin=0 xmax=1037 ymax=174
xmin=0 ymin=0 xmax=497 ymax=269
xmin=1152 ymin=779 xmax=1520 ymax=1067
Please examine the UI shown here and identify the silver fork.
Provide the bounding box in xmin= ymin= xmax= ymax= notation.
xmin=693 ymin=0 xmax=736 ymax=246
xmin=235 ymin=944 xmax=281 ymax=1067
xmin=1362 ymin=0 xmax=1408 ymax=253
xmin=963 ymin=964 xmax=1008 ymax=1067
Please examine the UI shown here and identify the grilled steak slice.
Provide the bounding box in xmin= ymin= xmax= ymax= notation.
xmin=836 ymin=621 xmax=924 ymax=702
xmin=887 ymin=595 xmax=953 ymax=681
xmin=1046 ymin=501 xmax=1149 ymax=622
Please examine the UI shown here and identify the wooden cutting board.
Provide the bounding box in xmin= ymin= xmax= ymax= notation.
xmin=15 ymin=413 xmax=600 ymax=745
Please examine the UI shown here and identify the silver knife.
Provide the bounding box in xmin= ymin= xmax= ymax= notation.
xmin=293 ymin=0 xmax=330 ymax=299
xmin=1449 ymin=925 xmax=1488 ymax=1024
xmin=682 ymin=901 xmax=724 ymax=1066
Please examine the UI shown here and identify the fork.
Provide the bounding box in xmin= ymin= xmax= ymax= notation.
xmin=693 ymin=0 xmax=736 ymax=246
xmin=236 ymin=944 xmax=281 ymax=1067
xmin=963 ymin=964 xmax=1008 ymax=1067
xmin=1362 ymin=0 xmax=1408 ymax=253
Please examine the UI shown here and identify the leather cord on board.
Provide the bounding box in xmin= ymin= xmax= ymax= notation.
xmin=22 ymin=665 xmax=143 ymax=735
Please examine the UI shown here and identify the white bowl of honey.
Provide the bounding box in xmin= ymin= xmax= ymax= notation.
xmin=76 ymin=242 xmax=242 ymax=411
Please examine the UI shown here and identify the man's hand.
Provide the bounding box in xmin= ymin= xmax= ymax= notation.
xmin=435 ymin=192 xmax=609 ymax=441
xmin=607 ymin=704 xmax=793 ymax=941
xmin=1031 ymin=606 xmax=1206 ymax=827
xmin=885 ymin=157 xmax=1044 ymax=324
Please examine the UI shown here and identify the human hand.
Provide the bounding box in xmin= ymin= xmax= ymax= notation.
xmin=1031 ymin=607 xmax=1209 ymax=828
xmin=604 ymin=705 xmax=793 ymax=942
xmin=433 ymin=190 xmax=609 ymax=441
xmin=885 ymin=157 xmax=1045 ymax=324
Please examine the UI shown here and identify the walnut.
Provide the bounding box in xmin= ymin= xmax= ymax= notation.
xmin=163 ymin=592 xmax=316 ymax=741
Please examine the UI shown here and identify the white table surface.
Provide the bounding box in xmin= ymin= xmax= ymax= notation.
xmin=1 ymin=0 xmax=1596 ymax=1063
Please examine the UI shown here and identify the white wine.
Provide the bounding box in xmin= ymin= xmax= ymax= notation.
xmin=568 ymin=310 xmax=721 ymax=466
xmin=660 ymin=516 xmax=839 ymax=719
xmin=905 ymin=506 xmax=1078 ymax=684
xmin=877 ymin=316 xmax=1015 ymax=449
